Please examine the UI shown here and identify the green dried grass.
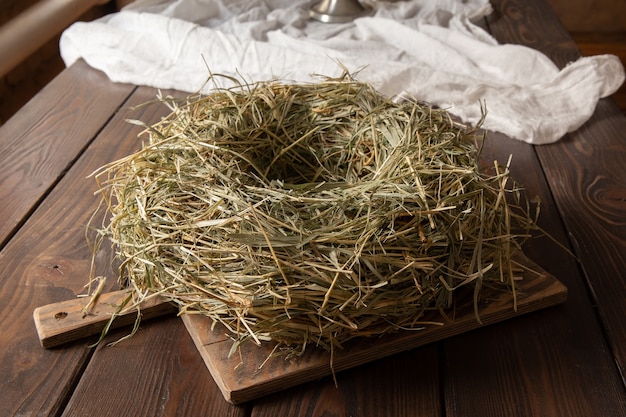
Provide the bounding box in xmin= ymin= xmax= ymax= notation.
xmin=90 ymin=72 xmax=536 ymax=355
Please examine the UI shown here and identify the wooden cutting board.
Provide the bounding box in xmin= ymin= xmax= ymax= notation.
xmin=34 ymin=252 xmax=567 ymax=404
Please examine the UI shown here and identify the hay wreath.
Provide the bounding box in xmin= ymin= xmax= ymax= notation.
xmin=90 ymin=72 xmax=537 ymax=356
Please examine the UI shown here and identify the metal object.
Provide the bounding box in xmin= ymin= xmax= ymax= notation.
xmin=309 ymin=0 xmax=372 ymax=23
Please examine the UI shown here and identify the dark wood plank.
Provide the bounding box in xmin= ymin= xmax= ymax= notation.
xmin=0 ymin=60 xmax=134 ymax=249
xmin=3 ymin=3 xmax=621 ymax=417
xmin=537 ymin=102 xmax=626 ymax=381
xmin=443 ymin=129 xmax=626 ymax=416
xmin=40 ymin=85 xmax=246 ymax=416
xmin=237 ymin=1 xmax=624 ymax=414
xmin=422 ymin=1 xmax=626 ymax=413
xmin=251 ymin=344 xmax=442 ymax=417
xmin=0 ymin=63 xmax=135 ymax=417
xmin=60 ymin=316 xmax=247 ymax=417
xmin=183 ymin=254 xmax=565 ymax=404
xmin=489 ymin=0 xmax=626 ymax=386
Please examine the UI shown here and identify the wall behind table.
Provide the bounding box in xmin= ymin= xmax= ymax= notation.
xmin=0 ymin=0 xmax=116 ymax=124
xmin=546 ymin=0 xmax=625 ymax=32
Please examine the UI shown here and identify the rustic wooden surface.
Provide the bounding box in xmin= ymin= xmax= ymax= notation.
xmin=0 ymin=64 xmax=134 ymax=247
xmin=34 ymin=289 xmax=177 ymax=348
xmin=488 ymin=0 xmax=626 ymax=408
xmin=33 ymin=252 xmax=567 ymax=403
xmin=181 ymin=255 xmax=566 ymax=404
xmin=0 ymin=0 xmax=625 ymax=416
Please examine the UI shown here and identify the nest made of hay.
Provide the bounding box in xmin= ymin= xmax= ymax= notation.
xmin=91 ymin=73 xmax=535 ymax=355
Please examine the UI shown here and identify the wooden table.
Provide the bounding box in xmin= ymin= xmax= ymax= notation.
xmin=1 ymin=0 xmax=625 ymax=415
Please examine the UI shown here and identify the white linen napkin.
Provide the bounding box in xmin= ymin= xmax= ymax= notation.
xmin=60 ymin=0 xmax=624 ymax=144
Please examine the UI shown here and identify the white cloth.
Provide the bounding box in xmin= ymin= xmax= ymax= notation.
xmin=60 ymin=0 xmax=625 ymax=144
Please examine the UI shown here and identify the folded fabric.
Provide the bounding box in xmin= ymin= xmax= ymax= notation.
xmin=60 ymin=0 xmax=625 ymax=144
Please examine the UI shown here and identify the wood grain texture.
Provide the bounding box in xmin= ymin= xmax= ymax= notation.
xmin=537 ymin=103 xmax=626 ymax=380
xmin=60 ymin=316 xmax=247 ymax=417
xmin=2 ymin=85 xmax=176 ymax=417
xmin=28 ymin=82 xmax=446 ymax=415
xmin=0 ymin=60 xmax=134 ymax=249
xmin=251 ymin=343 xmax=442 ymax=417
xmin=443 ymin=128 xmax=626 ymax=416
xmin=438 ymin=7 xmax=626 ymax=407
xmin=0 ymin=62 xmax=135 ymax=417
xmin=2 ymin=1 xmax=625 ymax=415
xmin=34 ymin=289 xmax=176 ymax=348
xmin=182 ymin=253 xmax=566 ymax=404
xmin=50 ymin=86 xmax=247 ymax=417
xmin=489 ymin=0 xmax=626 ymax=392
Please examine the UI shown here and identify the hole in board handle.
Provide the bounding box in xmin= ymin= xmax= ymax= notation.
xmin=54 ymin=312 xmax=68 ymax=320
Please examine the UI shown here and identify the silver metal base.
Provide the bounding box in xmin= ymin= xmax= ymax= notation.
xmin=309 ymin=0 xmax=372 ymax=23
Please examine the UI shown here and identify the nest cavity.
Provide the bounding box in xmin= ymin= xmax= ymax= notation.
xmin=92 ymin=74 xmax=533 ymax=354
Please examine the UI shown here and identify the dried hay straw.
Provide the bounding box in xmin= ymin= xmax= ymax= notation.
xmin=90 ymin=72 xmax=536 ymax=355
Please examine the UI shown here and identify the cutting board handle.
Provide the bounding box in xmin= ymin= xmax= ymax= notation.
xmin=33 ymin=290 xmax=176 ymax=348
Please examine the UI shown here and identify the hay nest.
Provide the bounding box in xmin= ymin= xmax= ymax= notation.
xmin=91 ymin=73 xmax=534 ymax=355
